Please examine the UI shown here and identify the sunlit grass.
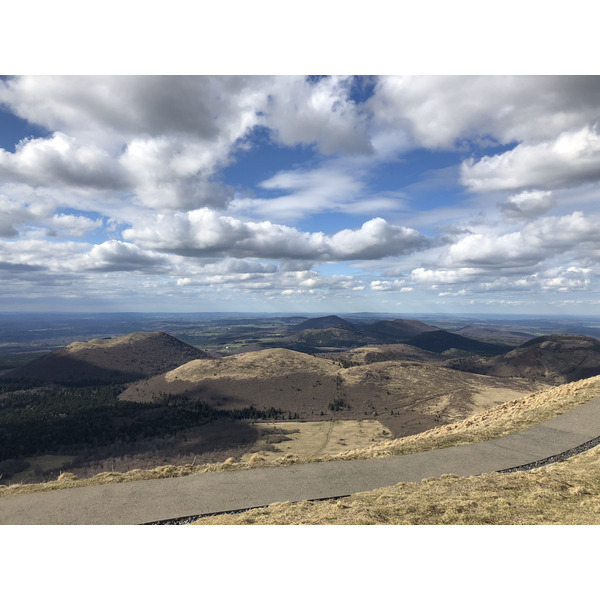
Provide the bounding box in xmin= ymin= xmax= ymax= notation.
xmin=2 ymin=375 xmax=599 ymax=501
xmin=194 ymin=445 xmax=600 ymax=525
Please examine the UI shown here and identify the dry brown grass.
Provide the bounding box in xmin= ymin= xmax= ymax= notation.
xmin=0 ymin=453 xmax=305 ymax=498
xmin=193 ymin=444 xmax=600 ymax=525
xmin=331 ymin=374 xmax=600 ymax=460
xmin=244 ymin=420 xmax=393 ymax=461
xmin=2 ymin=374 xmax=599 ymax=500
xmin=165 ymin=348 xmax=339 ymax=383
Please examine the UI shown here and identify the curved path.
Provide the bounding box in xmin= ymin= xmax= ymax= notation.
xmin=2 ymin=396 xmax=600 ymax=525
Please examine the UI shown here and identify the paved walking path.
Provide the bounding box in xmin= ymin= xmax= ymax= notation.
xmin=2 ymin=396 xmax=600 ymax=525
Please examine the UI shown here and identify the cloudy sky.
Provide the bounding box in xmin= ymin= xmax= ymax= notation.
xmin=0 ymin=74 xmax=599 ymax=314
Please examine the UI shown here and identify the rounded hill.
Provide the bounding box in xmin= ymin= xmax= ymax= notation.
xmin=447 ymin=334 xmax=600 ymax=384
xmin=3 ymin=331 xmax=211 ymax=384
xmin=291 ymin=315 xmax=359 ymax=332
xmin=120 ymin=347 xmax=542 ymax=437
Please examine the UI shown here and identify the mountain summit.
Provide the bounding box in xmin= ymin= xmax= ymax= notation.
xmin=291 ymin=315 xmax=359 ymax=332
xmin=3 ymin=331 xmax=210 ymax=384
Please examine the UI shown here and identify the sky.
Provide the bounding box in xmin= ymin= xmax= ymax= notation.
xmin=1 ymin=74 xmax=600 ymax=315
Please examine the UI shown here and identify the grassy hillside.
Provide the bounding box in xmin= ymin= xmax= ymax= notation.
xmin=291 ymin=315 xmax=359 ymax=332
xmin=448 ymin=334 xmax=600 ymax=384
xmin=362 ymin=318 xmax=440 ymax=341
xmin=2 ymin=331 xmax=211 ymax=384
xmin=331 ymin=344 xmax=446 ymax=366
xmin=3 ymin=375 xmax=598 ymax=503
xmin=120 ymin=347 xmax=542 ymax=437
xmin=406 ymin=330 xmax=512 ymax=356
xmin=451 ymin=326 xmax=535 ymax=346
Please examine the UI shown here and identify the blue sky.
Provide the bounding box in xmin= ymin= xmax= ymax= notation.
xmin=1 ymin=75 xmax=600 ymax=314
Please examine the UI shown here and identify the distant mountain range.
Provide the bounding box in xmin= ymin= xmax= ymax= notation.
xmin=282 ymin=315 xmax=512 ymax=355
xmin=5 ymin=316 xmax=600 ymax=390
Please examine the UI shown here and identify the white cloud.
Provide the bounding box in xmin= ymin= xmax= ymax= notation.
xmin=0 ymin=192 xmax=103 ymax=239
xmin=232 ymin=162 xmax=406 ymax=222
xmin=0 ymin=238 xmax=90 ymax=271
xmin=47 ymin=214 xmax=102 ymax=237
xmin=411 ymin=267 xmax=483 ymax=284
xmin=74 ymin=241 xmax=168 ymax=272
xmin=1 ymin=75 xmax=600 ymax=312
xmin=499 ymin=190 xmax=555 ymax=220
xmin=439 ymin=289 xmax=467 ymax=297
xmin=123 ymin=209 xmax=431 ymax=262
xmin=461 ymin=125 xmax=600 ymax=192
xmin=0 ymin=76 xmax=376 ymax=215
xmin=370 ymin=76 xmax=600 ymax=150
xmin=265 ymin=76 xmax=372 ymax=155
xmin=540 ymin=266 xmax=592 ymax=292
xmin=0 ymin=132 xmax=129 ymax=191
xmin=477 ymin=277 xmax=535 ymax=293
xmin=0 ymin=76 xmax=269 ymax=147
xmin=444 ymin=212 xmax=599 ymax=268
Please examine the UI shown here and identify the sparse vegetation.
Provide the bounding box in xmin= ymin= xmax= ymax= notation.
xmin=3 ymin=375 xmax=599 ymax=500
xmin=331 ymin=374 xmax=600 ymax=460
xmin=193 ymin=444 xmax=600 ymax=524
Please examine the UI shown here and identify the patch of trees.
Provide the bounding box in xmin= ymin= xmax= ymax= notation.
xmin=0 ymin=385 xmax=283 ymax=461
xmin=328 ymin=398 xmax=350 ymax=412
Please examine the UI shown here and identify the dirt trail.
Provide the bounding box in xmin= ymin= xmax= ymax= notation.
xmin=309 ymin=420 xmax=335 ymax=458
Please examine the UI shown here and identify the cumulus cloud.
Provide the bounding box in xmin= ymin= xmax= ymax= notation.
xmin=438 ymin=289 xmax=467 ymax=297
xmin=461 ymin=125 xmax=600 ymax=192
xmin=168 ymin=266 xmax=364 ymax=297
xmin=0 ymin=76 xmax=265 ymax=212
xmin=0 ymin=132 xmax=129 ymax=191
xmin=0 ymin=131 xmax=234 ymax=212
xmin=405 ymin=212 xmax=600 ymax=298
xmin=119 ymin=137 xmax=234 ymax=210
xmin=444 ymin=212 xmax=599 ymax=268
xmin=266 ymin=76 xmax=372 ymax=155
xmin=123 ymin=209 xmax=432 ymax=262
xmin=370 ymin=279 xmax=413 ymax=292
xmin=74 ymin=241 xmax=169 ymax=272
xmin=411 ymin=267 xmax=483 ymax=285
xmin=0 ymin=193 xmax=102 ymax=239
xmin=0 ymin=238 xmax=170 ymax=275
xmin=1 ymin=75 xmax=599 ymax=310
xmin=499 ymin=190 xmax=555 ymax=220
xmin=0 ymin=239 xmax=91 ymax=271
xmin=369 ymin=76 xmax=600 ymax=150
xmin=477 ymin=277 xmax=535 ymax=293
xmin=0 ymin=75 xmax=375 ymax=213
xmin=540 ymin=266 xmax=592 ymax=292
xmin=0 ymin=76 xmax=269 ymax=146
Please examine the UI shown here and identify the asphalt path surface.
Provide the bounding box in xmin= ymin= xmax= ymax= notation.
xmin=2 ymin=396 xmax=600 ymax=525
